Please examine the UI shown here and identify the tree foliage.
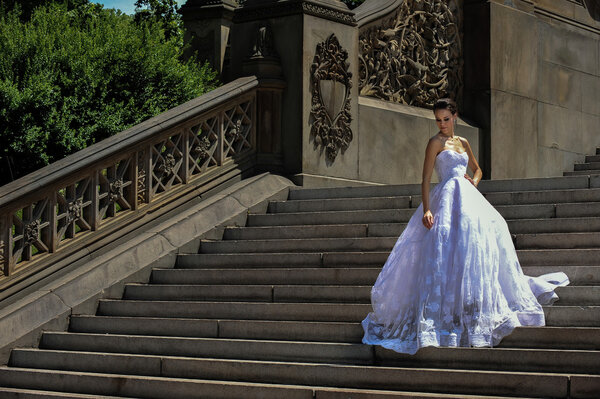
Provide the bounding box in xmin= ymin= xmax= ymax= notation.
xmin=0 ymin=1 xmax=218 ymax=184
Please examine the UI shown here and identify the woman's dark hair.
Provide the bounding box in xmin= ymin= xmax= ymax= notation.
xmin=433 ymin=98 xmax=458 ymax=115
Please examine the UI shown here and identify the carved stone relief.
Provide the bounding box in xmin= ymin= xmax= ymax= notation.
xmin=359 ymin=0 xmax=463 ymax=108
xmin=310 ymin=34 xmax=353 ymax=163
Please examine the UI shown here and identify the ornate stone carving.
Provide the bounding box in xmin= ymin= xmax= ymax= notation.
xmin=156 ymin=154 xmax=177 ymax=177
xmin=236 ymin=1 xmax=356 ymax=26
xmin=310 ymin=34 xmax=353 ymax=163
xmin=251 ymin=23 xmax=277 ymax=58
xmin=108 ymin=178 xmax=124 ymax=202
xmin=137 ymin=151 xmax=147 ymax=204
xmin=66 ymin=198 xmax=83 ymax=225
xmin=192 ymin=136 xmax=213 ymax=161
xmin=23 ymin=220 xmax=41 ymax=245
xmin=226 ymin=118 xmax=244 ymax=142
xmin=358 ymin=0 xmax=463 ymax=108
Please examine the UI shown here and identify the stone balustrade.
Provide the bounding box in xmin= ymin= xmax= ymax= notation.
xmin=0 ymin=76 xmax=260 ymax=294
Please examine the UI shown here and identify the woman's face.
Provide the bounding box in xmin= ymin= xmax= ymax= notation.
xmin=434 ymin=109 xmax=455 ymax=135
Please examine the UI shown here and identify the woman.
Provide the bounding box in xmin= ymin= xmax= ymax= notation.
xmin=361 ymin=98 xmax=568 ymax=355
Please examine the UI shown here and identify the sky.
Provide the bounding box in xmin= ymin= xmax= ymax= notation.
xmin=91 ymin=0 xmax=185 ymax=15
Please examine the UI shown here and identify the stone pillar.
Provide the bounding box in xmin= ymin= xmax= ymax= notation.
xmin=242 ymin=22 xmax=286 ymax=172
xmin=179 ymin=0 xmax=238 ymax=79
xmin=232 ymin=0 xmax=358 ymax=181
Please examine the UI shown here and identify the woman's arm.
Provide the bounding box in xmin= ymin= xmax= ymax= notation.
xmin=422 ymin=137 xmax=441 ymax=229
xmin=460 ymin=137 xmax=482 ymax=186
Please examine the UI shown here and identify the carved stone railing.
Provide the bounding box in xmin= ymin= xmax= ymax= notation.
xmin=0 ymin=76 xmax=259 ymax=292
xmin=356 ymin=0 xmax=464 ymax=108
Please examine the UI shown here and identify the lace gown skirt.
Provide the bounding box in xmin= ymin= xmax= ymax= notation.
xmin=361 ymin=150 xmax=568 ymax=355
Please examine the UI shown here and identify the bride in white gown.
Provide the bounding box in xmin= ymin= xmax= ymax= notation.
xmin=361 ymin=98 xmax=569 ymax=355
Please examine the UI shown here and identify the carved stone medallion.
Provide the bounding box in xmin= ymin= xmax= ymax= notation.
xmin=359 ymin=0 xmax=463 ymax=108
xmin=310 ymin=34 xmax=353 ymax=163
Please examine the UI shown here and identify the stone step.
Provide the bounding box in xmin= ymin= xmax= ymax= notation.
xmin=0 ymin=367 xmax=315 ymax=399
xmin=16 ymin=334 xmax=600 ymax=374
xmin=123 ymin=284 xmax=598 ymax=306
xmin=585 ymin=155 xmax=600 ymax=163
xmin=35 ymin=333 xmax=373 ymax=365
xmin=483 ymin=188 xmax=600 ymax=205
xmin=201 ymin=233 xmax=600 ymax=255
xmin=564 ymin=170 xmax=600 ymax=176
xmin=247 ymin=210 xmax=413 ymax=226
xmin=506 ymin=217 xmax=600 ymax=234
xmin=275 ymin=188 xmax=600 ymax=215
xmin=124 ymin=284 xmax=372 ymax=303
xmin=223 ymin=224 xmax=373 ymax=240
xmin=0 ymin=354 xmax=590 ymax=398
xmin=248 ymin=202 xmax=600 ymax=227
xmin=0 ymin=388 xmax=128 ymax=398
xmin=180 ymin=249 xmax=600 ymax=267
xmin=225 ymin=218 xmax=600 ymax=242
xmin=175 ymin=252 xmax=390 ymax=269
xmin=152 ymin=267 xmax=382 ymax=285
xmin=96 ymin=300 xmax=600 ymax=326
xmin=514 ymin=232 xmax=600 ymax=249
xmin=68 ymin=315 xmax=600 ymax=350
xmin=268 ymin=197 xmax=412 ymax=213
xmin=154 ymin=266 xmax=600 ymax=287
xmin=199 ymin=237 xmax=397 ymax=254
xmin=288 ymin=176 xmax=590 ymax=200
xmin=517 ymin=249 xmax=600 ymax=265
xmin=574 ymin=162 xmax=600 ymax=171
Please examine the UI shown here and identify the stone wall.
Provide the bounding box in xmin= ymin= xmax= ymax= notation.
xmin=356 ymin=97 xmax=480 ymax=185
xmin=464 ymin=0 xmax=600 ymax=179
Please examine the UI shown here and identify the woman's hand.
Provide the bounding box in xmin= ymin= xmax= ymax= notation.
xmin=422 ymin=210 xmax=434 ymax=229
xmin=464 ymin=174 xmax=478 ymax=187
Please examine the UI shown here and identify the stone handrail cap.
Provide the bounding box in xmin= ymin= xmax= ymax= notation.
xmin=0 ymin=76 xmax=260 ymax=209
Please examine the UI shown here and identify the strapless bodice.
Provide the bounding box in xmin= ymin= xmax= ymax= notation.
xmin=435 ymin=150 xmax=468 ymax=182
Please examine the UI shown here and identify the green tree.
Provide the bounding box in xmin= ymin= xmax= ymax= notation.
xmin=0 ymin=3 xmax=218 ymax=184
xmin=134 ymin=0 xmax=181 ymax=42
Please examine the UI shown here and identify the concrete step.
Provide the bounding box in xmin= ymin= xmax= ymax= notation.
xmin=574 ymin=162 xmax=600 ymax=171
xmin=96 ymin=300 xmax=600 ymax=326
xmin=0 ymin=388 xmax=128 ymax=398
xmin=0 ymin=367 xmax=316 ymax=399
xmin=199 ymin=237 xmax=397 ymax=254
xmin=514 ymin=232 xmax=600 ymax=249
xmin=123 ymin=284 xmax=598 ymax=306
xmin=585 ymin=155 xmax=600 ymax=163
xmin=69 ymin=315 xmax=600 ymax=350
xmin=517 ymin=249 xmax=600 ymax=265
xmin=268 ymin=197 xmax=412 ymax=213
xmin=0 ymin=355 xmax=590 ymax=398
xmin=153 ymin=266 xmax=600 ymax=287
xmin=175 ymin=252 xmax=390 ymax=269
xmin=16 ymin=335 xmax=600 ymax=374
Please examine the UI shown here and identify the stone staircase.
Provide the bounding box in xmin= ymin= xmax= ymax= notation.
xmin=564 ymin=147 xmax=600 ymax=176
xmin=0 ymin=151 xmax=600 ymax=398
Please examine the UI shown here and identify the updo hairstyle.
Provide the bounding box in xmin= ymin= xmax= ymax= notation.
xmin=433 ymin=98 xmax=458 ymax=115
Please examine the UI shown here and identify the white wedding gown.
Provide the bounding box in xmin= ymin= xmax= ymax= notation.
xmin=361 ymin=149 xmax=569 ymax=354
